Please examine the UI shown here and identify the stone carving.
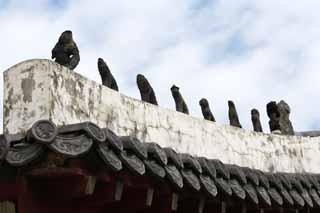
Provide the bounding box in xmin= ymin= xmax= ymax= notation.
xmin=171 ymin=85 xmax=189 ymax=114
xmin=251 ymin=109 xmax=263 ymax=132
xmin=51 ymin=30 xmax=80 ymax=70
xmin=277 ymin=100 xmax=294 ymax=135
xmin=28 ymin=120 xmax=58 ymax=144
xmin=98 ymin=58 xmax=119 ymax=91
xmin=266 ymin=101 xmax=281 ymax=133
xmin=199 ymin=98 xmax=216 ymax=122
xmin=136 ymin=74 xmax=158 ymax=105
xmin=228 ymin=101 xmax=242 ymax=128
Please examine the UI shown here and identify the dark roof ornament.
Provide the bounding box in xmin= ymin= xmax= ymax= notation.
xmin=171 ymin=85 xmax=189 ymax=114
xmin=267 ymin=101 xmax=281 ymax=134
xmin=228 ymin=100 xmax=242 ymax=128
xmin=277 ymin=100 xmax=294 ymax=135
xmin=98 ymin=58 xmax=119 ymax=91
xmin=251 ymin=109 xmax=263 ymax=132
xmin=199 ymin=98 xmax=215 ymax=122
xmin=51 ymin=30 xmax=80 ymax=70
xmin=267 ymin=100 xmax=294 ymax=135
xmin=136 ymin=74 xmax=158 ymax=105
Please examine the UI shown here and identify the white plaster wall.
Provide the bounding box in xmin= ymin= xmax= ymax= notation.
xmin=3 ymin=59 xmax=320 ymax=173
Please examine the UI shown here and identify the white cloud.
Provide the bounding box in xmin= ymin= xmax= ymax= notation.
xmin=1 ymin=0 xmax=320 ymax=132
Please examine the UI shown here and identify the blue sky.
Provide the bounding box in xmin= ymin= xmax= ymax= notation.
xmin=1 ymin=0 xmax=320 ymax=132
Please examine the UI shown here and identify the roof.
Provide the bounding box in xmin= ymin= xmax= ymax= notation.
xmin=1 ymin=120 xmax=320 ymax=210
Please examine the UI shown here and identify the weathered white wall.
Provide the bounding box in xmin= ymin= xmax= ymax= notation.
xmin=4 ymin=59 xmax=320 ymax=173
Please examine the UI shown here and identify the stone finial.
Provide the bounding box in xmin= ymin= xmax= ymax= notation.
xmin=251 ymin=109 xmax=263 ymax=132
xmin=51 ymin=30 xmax=80 ymax=70
xmin=98 ymin=58 xmax=119 ymax=91
xmin=171 ymin=85 xmax=189 ymax=114
xmin=136 ymin=74 xmax=158 ymax=105
xmin=266 ymin=101 xmax=281 ymax=133
xmin=228 ymin=100 xmax=242 ymax=128
xmin=199 ymin=98 xmax=215 ymax=122
xmin=277 ymin=100 xmax=294 ymax=135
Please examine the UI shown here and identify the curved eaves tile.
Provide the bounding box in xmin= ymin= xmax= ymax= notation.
xmin=243 ymin=183 xmax=259 ymax=205
xmin=181 ymin=169 xmax=201 ymax=191
xmin=244 ymin=168 xmax=259 ymax=186
xmin=256 ymin=170 xmax=270 ymax=189
xmin=290 ymin=189 xmax=305 ymax=207
xmin=120 ymin=136 xmax=147 ymax=160
xmin=119 ymin=151 xmax=145 ymax=176
xmin=144 ymin=143 xmax=167 ymax=166
xmin=49 ymin=134 xmax=93 ymax=157
xmin=180 ymin=154 xmax=202 ymax=175
xmin=268 ymin=187 xmax=284 ymax=206
xmin=165 ymin=164 xmax=183 ymax=189
xmin=214 ymin=177 xmax=232 ymax=196
xmin=27 ymin=120 xmax=58 ymax=144
xmin=199 ymin=174 xmax=218 ymax=198
xmin=276 ymin=173 xmax=292 ymax=191
xmin=309 ymin=188 xmax=320 ymax=208
xmin=296 ymin=174 xmax=312 ymax=190
xmin=144 ymin=159 xmax=166 ymax=179
xmin=58 ymin=122 xmax=106 ymax=143
xmin=307 ymin=175 xmax=320 ymax=191
xmin=6 ymin=143 xmax=44 ymax=166
xmin=197 ymin=157 xmax=216 ymax=179
xmin=0 ymin=135 xmax=8 ymax=160
xmin=210 ymin=160 xmax=230 ymax=180
xmin=280 ymin=188 xmax=294 ymax=206
xmin=96 ymin=141 xmax=122 ymax=172
xmin=301 ymin=189 xmax=313 ymax=208
xmin=256 ymin=186 xmax=271 ymax=206
xmin=289 ymin=176 xmax=304 ymax=194
xmin=229 ymin=178 xmax=246 ymax=200
xmin=103 ymin=128 xmax=123 ymax=153
xmin=266 ymin=173 xmax=284 ymax=191
xmin=163 ymin=148 xmax=183 ymax=169
xmin=228 ymin=165 xmax=247 ymax=185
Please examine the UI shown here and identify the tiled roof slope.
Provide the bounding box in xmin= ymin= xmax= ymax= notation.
xmin=1 ymin=120 xmax=320 ymax=209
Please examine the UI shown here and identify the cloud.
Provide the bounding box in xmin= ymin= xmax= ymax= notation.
xmin=1 ymin=0 xmax=320 ymax=132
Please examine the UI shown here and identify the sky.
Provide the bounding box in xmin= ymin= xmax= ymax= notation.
xmin=0 ymin=0 xmax=320 ymax=132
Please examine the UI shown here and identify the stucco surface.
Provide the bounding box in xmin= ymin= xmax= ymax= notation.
xmin=3 ymin=59 xmax=320 ymax=173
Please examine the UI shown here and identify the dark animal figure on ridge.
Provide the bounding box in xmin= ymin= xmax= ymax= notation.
xmin=228 ymin=100 xmax=242 ymax=128
xmin=171 ymin=85 xmax=189 ymax=114
xmin=52 ymin=30 xmax=80 ymax=70
xmin=98 ymin=58 xmax=119 ymax=91
xmin=199 ymin=98 xmax=215 ymax=122
xmin=136 ymin=74 xmax=158 ymax=105
xmin=251 ymin=109 xmax=263 ymax=132
xmin=266 ymin=101 xmax=281 ymax=133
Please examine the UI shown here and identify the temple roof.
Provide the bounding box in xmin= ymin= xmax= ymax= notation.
xmin=1 ymin=120 xmax=320 ymax=210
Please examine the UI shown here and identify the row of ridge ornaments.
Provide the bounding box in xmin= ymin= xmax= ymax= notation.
xmin=51 ymin=30 xmax=294 ymax=136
